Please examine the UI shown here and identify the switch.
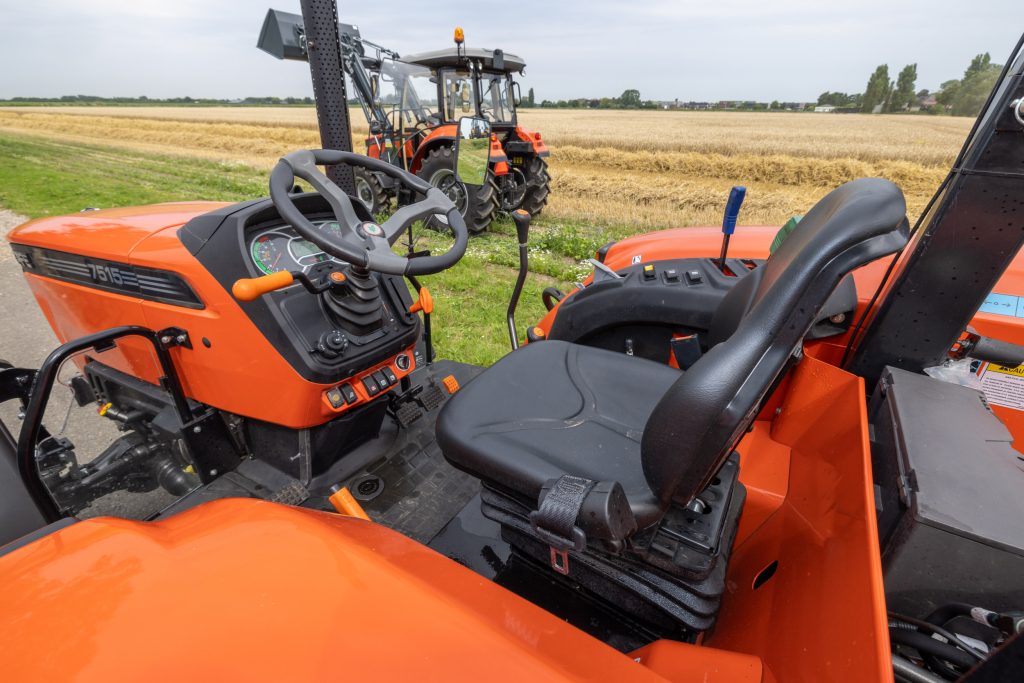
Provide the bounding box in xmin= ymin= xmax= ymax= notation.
xmin=340 ymin=384 xmax=358 ymax=405
xmin=664 ymin=268 xmax=680 ymax=283
xmin=326 ymin=387 xmax=345 ymax=408
xmin=642 ymin=264 xmax=656 ymax=281
xmin=685 ymin=270 xmax=703 ymax=285
xmin=373 ymin=370 xmax=390 ymax=390
xmin=382 ymin=366 xmax=398 ymax=384
xmin=362 ymin=376 xmax=380 ymax=397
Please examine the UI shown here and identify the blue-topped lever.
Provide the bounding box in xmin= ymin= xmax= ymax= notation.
xmin=717 ymin=186 xmax=747 ymax=272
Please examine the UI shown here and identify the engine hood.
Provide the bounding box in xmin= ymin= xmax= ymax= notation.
xmin=7 ymin=202 xmax=230 ymax=262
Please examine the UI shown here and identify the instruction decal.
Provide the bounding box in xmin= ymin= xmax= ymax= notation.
xmin=978 ymin=292 xmax=1024 ymax=318
xmin=976 ymin=361 xmax=1024 ymax=411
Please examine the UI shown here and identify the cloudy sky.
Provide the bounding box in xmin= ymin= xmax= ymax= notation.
xmin=1 ymin=0 xmax=1019 ymax=102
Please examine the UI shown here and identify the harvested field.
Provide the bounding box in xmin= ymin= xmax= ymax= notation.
xmin=0 ymin=106 xmax=973 ymax=229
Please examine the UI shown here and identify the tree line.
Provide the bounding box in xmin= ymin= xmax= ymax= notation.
xmin=4 ymin=53 xmax=1004 ymax=117
xmin=819 ymin=53 xmax=1002 ymax=116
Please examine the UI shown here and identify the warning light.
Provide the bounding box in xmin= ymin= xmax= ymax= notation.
xmin=453 ymin=26 xmax=465 ymax=44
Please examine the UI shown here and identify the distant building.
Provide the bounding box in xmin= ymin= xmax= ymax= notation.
xmin=814 ymin=105 xmax=836 ymax=113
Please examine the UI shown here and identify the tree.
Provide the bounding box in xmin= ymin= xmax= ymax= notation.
xmin=887 ymin=64 xmax=917 ymax=112
xmin=770 ymin=100 xmax=780 ymax=110
xmin=618 ymin=89 xmax=641 ymax=107
xmin=935 ymin=53 xmax=1003 ymax=117
xmin=527 ymin=87 xmax=535 ymax=107
xmin=952 ymin=53 xmax=1002 ymax=116
xmin=862 ymin=65 xmax=892 ymax=113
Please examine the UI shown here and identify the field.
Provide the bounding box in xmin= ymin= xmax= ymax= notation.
xmin=0 ymin=106 xmax=973 ymax=363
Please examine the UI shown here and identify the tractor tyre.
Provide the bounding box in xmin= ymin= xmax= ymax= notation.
xmin=518 ymin=156 xmax=551 ymax=217
xmin=353 ymin=168 xmax=389 ymax=216
xmin=417 ymin=145 xmax=498 ymax=234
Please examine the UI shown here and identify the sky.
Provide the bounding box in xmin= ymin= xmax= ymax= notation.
xmin=0 ymin=0 xmax=1020 ymax=102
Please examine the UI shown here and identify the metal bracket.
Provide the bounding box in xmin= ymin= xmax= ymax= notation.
xmin=157 ymin=327 xmax=192 ymax=350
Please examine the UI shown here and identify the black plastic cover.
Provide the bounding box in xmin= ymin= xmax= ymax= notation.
xmin=870 ymin=366 xmax=1024 ymax=614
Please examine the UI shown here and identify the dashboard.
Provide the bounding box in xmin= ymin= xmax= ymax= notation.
xmin=248 ymin=220 xmax=345 ymax=276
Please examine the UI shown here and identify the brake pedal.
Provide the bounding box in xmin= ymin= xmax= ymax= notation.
xmin=394 ymin=400 xmax=424 ymax=427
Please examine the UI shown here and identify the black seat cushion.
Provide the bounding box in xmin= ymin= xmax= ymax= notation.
xmin=437 ymin=340 xmax=681 ymax=529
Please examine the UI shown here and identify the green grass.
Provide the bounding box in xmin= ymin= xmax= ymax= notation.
xmin=0 ymin=131 xmax=646 ymax=365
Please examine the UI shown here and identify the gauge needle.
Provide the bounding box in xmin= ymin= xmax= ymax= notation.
xmin=272 ymin=253 xmax=282 ymax=270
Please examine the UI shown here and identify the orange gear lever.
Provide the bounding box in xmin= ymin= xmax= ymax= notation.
xmin=231 ymin=271 xmax=295 ymax=301
xmin=409 ymin=286 xmax=434 ymax=315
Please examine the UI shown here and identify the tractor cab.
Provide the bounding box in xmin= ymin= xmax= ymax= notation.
xmin=401 ymin=46 xmax=526 ymax=129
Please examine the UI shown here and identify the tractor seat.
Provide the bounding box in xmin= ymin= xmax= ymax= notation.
xmin=437 ymin=340 xmax=680 ymax=529
xmin=438 ymin=178 xmax=911 ymax=553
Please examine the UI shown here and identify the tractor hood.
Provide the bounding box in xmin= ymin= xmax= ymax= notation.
xmin=0 ymin=499 xmax=666 ymax=682
xmin=7 ymin=202 xmax=228 ymax=263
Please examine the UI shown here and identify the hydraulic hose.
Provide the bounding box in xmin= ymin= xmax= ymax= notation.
xmin=889 ymin=627 xmax=976 ymax=670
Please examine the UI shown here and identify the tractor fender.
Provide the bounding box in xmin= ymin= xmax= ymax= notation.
xmin=514 ymin=125 xmax=550 ymax=157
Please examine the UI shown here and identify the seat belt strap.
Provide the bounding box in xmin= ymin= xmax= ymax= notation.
xmin=529 ymin=475 xmax=594 ymax=575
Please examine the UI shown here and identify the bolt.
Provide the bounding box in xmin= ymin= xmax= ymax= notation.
xmin=160 ymin=335 xmax=173 ymax=345
xmin=175 ymin=334 xmax=187 ymax=344
xmin=209 ymin=469 xmax=218 ymax=477
xmin=193 ymin=426 xmax=202 ymax=433
xmin=829 ymin=313 xmax=846 ymax=324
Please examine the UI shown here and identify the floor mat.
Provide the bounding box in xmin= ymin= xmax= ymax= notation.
xmin=339 ymin=360 xmax=482 ymax=543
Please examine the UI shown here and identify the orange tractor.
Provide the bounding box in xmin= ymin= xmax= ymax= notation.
xmin=1 ymin=2 xmax=1023 ymax=680
xmin=259 ymin=8 xmax=550 ymax=232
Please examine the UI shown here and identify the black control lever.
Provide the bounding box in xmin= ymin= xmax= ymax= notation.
xmin=952 ymin=330 xmax=1024 ymax=367
xmin=507 ymin=209 xmax=531 ymax=350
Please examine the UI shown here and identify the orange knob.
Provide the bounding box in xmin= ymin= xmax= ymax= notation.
xmin=231 ymin=271 xmax=294 ymax=301
xmin=409 ymin=286 xmax=434 ymax=315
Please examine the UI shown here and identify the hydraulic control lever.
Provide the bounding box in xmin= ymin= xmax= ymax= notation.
xmin=951 ymin=329 xmax=1024 ymax=367
xmin=507 ymin=209 xmax=531 ymax=350
xmin=717 ymin=186 xmax=747 ymax=272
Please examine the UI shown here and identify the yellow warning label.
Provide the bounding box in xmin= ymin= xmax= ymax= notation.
xmin=987 ymin=363 xmax=1024 ymax=377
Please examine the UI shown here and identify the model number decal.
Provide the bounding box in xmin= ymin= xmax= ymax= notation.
xmin=86 ymin=263 xmax=128 ymax=286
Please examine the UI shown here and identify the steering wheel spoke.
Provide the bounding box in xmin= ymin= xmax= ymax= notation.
xmin=381 ymin=188 xmax=453 ymax=244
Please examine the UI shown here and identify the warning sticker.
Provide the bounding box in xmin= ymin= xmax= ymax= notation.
xmin=977 ymin=361 xmax=1024 ymax=410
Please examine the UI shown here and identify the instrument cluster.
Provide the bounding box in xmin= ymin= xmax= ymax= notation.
xmin=249 ymin=221 xmax=344 ymax=275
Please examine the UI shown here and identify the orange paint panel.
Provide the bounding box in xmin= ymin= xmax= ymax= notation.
xmin=708 ymin=356 xmax=891 ymax=683
xmin=0 ymin=499 xmax=668 ymax=683
xmin=632 ymin=640 xmax=763 ymax=681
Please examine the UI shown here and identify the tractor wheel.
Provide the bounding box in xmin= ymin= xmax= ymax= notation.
xmin=417 ymin=145 xmax=498 ymax=233
xmin=353 ymin=168 xmax=389 ymax=216
xmin=518 ymin=156 xmax=551 ymax=217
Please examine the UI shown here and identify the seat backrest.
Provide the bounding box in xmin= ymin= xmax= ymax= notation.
xmin=640 ymin=178 xmax=910 ymax=505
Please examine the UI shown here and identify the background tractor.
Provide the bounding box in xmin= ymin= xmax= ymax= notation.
xmin=258 ymin=9 xmax=550 ymax=232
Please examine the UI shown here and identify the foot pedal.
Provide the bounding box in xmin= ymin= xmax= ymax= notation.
xmin=394 ymin=400 xmax=424 ymax=427
xmin=268 ymin=481 xmax=310 ymax=505
xmin=419 ymin=384 xmax=446 ymax=412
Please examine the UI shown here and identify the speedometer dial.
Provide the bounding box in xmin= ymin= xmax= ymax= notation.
xmin=251 ymin=233 xmax=291 ymax=275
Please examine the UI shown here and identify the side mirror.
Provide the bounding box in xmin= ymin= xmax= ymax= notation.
xmin=511 ymin=81 xmax=522 ymax=107
xmin=454 ymin=116 xmax=491 ymax=186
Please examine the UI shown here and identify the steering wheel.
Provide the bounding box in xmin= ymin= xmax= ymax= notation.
xmin=269 ymin=149 xmax=468 ymax=276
